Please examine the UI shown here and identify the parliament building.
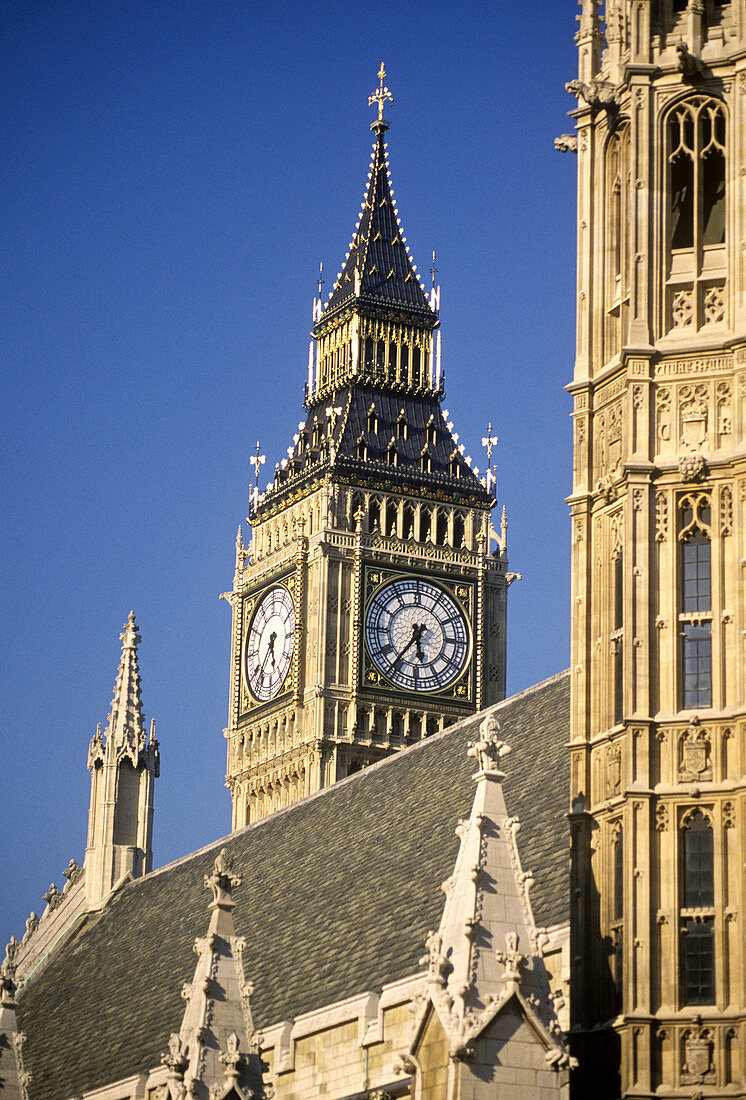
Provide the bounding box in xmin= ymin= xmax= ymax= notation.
xmin=1 ymin=3 xmax=744 ymax=1098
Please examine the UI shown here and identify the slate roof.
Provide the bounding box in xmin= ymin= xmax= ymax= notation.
xmin=16 ymin=671 xmax=570 ymax=1100
xmin=254 ymin=383 xmax=492 ymax=518
xmin=321 ymin=126 xmax=436 ymax=323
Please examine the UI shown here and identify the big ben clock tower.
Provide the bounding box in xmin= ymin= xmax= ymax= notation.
xmin=224 ymin=69 xmax=513 ymax=828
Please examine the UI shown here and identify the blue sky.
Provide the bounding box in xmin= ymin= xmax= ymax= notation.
xmin=2 ymin=1 xmax=578 ymax=938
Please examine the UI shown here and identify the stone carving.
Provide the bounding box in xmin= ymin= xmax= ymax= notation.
xmin=672 ymin=289 xmax=694 ymax=329
xmin=716 ymin=380 xmax=731 ymax=437
xmin=607 ymin=406 xmax=622 ymax=471
xmin=632 ymin=385 xmax=644 ymax=409
xmin=606 ymin=742 xmax=622 ymax=797
xmin=682 ymin=1026 xmax=715 ymax=1085
xmin=43 ymin=883 xmax=62 ymax=911
xmin=22 ymin=913 xmax=39 ymax=944
xmin=565 ymin=78 xmax=622 ymax=119
xmin=680 ymin=384 xmax=708 ymax=451
xmin=676 ymin=42 xmax=705 ymax=80
xmin=705 ymin=286 xmax=725 ymax=326
xmin=467 ymin=714 xmax=511 ymax=774
xmin=204 ymin=849 xmax=241 ymax=906
xmin=655 ymin=492 xmax=668 ymax=542
xmin=720 ymin=485 xmax=733 ymax=537
xmin=679 ymin=718 xmax=711 ymax=782
xmin=633 ymin=489 xmax=643 ymax=512
xmin=495 ymin=931 xmax=526 ymax=986
xmin=554 ymin=134 xmax=578 ymax=153
xmin=656 ymin=388 xmax=672 ymax=443
xmin=678 ymin=451 xmax=707 ymax=482
xmin=655 ymin=803 xmax=669 ymax=832
xmin=420 ymin=930 xmax=452 ymax=987
xmin=161 ymin=1032 xmax=188 ymax=1075
xmin=723 ymin=801 xmax=735 ymax=828
xmin=63 ymin=859 xmax=83 ymax=888
xmin=219 ymin=1032 xmax=245 ymax=1083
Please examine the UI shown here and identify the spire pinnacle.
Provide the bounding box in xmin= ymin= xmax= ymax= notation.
xmin=368 ymin=62 xmax=393 ymax=132
xmin=106 ymin=611 xmax=146 ymax=755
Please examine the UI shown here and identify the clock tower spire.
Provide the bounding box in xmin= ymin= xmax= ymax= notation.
xmin=225 ymin=71 xmax=513 ymax=828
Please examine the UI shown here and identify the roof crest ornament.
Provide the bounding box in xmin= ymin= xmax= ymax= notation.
xmin=368 ymin=62 xmax=393 ymax=132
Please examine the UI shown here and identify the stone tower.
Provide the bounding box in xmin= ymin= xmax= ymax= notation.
xmin=565 ymin=2 xmax=745 ymax=1096
xmin=225 ymin=69 xmax=513 ymax=828
xmin=84 ymin=611 xmax=159 ymax=909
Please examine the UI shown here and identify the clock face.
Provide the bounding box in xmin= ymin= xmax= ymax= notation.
xmin=245 ymin=585 xmax=295 ymax=702
xmin=365 ymin=576 xmax=470 ymax=693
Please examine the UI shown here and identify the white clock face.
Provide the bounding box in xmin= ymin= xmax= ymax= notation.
xmin=245 ymin=586 xmax=295 ymax=702
xmin=365 ymin=576 xmax=470 ymax=693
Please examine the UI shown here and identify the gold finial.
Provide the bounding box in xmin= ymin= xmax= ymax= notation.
xmin=369 ymin=63 xmax=393 ymax=125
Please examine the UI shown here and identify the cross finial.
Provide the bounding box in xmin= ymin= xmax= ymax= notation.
xmin=317 ymin=261 xmax=325 ymax=299
xmin=250 ymin=442 xmax=266 ymax=486
xmin=369 ymin=63 xmax=393 ymax=126
xmin=430 ymin=250 xmax=438 ymax=289
xmin=481 ymin=423 xmax=499 ymax=494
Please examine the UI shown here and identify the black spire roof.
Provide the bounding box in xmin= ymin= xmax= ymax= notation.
xmin=320 ymin=82 xmax=436 ymax=324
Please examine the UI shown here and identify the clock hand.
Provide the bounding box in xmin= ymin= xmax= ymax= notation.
xmin=259 ymin=631 xmax=278 ymax=676
xmin=395 ymin=623 xmax=422 ymax=664
xmin=414 ymin=624 xmax=427 ymax=662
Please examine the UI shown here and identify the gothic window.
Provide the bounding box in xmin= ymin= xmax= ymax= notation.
xmin=436 ymin=510 xmax=448 ymax=546
xmin=420 ymin=506 xmax=433 ymax=541
xmin=386 ymin=441 xmax=397 ymax=467
xmin=614 ymin=551 xmax=624 ymax=631
xmin=367 ymin=404 xmax=377 ymax=434
xmin=604 ymin=126 xmax=630 ymax=361
xmin=403 ymin=502 xmax=415 ymax=540
xmin=611 ymin=540 xmax=624 ymax=726
xmin=453 ymin=512 xmax=466 ymax=548
xmin=369 ymin=497 xmax=382 ymax=533
xmin=385 ymin=499 xmax=397 ymax=535
xmin=388 ymin=342 xmax=398 ymax=382
xmin=426 ymin=416 xmax=437 ymax=445
xmin=679 ymin=497 xmax=712 ymax=709
xmin=400 ymin=343 xmax=409 ymax=381
xmin=449 ymin=451 xmax=460 ymax=478
xmin=396 ymin=412 xmax=407 ymax=440
xmin=376 ymin=340 xmax=386 ymax=376
xmin=666 ymin=98 xmax=727 ymax=333
xmin=421 ymin=449 xmax=432 ymax=474
xmin=356 ymin=436 xmax=367 ymax=461
xmin=412 ymin=346 xmax=421 ymax=387
xmin=680 ymin=810 xmax=716 ymax=1005
xmin=611 ymin=824 xmax=624 ymax=1011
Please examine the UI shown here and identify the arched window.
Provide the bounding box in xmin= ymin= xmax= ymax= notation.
xmin=369 ymin=497 xmax=381 ymax=533
xmin=453 ymin=512 xmax=466 ymax=548
xmin=436 ymin=510 xmax=448 ymax=546
xmin=611 ymin=824 xmax=624 ymax=1011
xmin=604 ymin=125 xmax=629 ymax=361
xmin=420 ymin=506 xmax=433 ymax=541
xmin=680 ymin=810 xmax=715 ymax=1005
xmin=666 ymin=98 xmax=726 ymax=333
xmin=612 ymin=547 xmax=624 ymax=725
xmin=679 ymin=496 xmax=712 ymax=709
xmin=403 ymin=503 xmax=415 ymax=540
xmin=385 ymin=499 xmax=397 ymax=536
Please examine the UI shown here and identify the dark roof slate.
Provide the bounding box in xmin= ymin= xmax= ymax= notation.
xmin=322 ymin=129 xmax=435 ymax=321
xmin=255 ymin=383 xmax=492 ymax=518
xmin=17 ymin=672 xmax=570 ymax=1100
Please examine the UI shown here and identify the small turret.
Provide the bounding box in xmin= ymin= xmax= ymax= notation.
xmin=84 ymin=612 xmax=159 ymax=909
